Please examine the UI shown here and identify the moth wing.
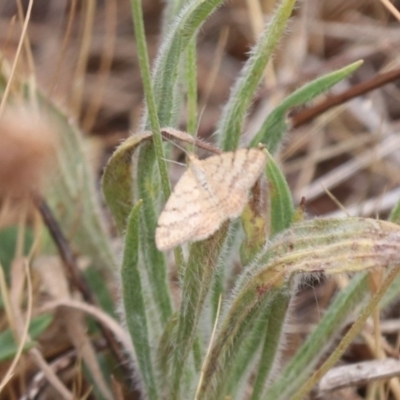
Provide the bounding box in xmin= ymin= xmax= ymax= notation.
xmin=200 ymin=148 xmax=267 ymax=218
xmin=156 ymin=167 xmax=225 ymax=251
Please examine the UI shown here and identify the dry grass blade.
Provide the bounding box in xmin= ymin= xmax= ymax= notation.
xmin=39 ymin=299 xmax=133 ymax=355
xmin=319 ymin=359 xmax=400 ymax=393
xmin=0 ymin=264 xmax=27 ymax=394
xmin=62 ymin=308 xmax=113 ymax=400
xmin=35 ymin=255 xmax=113 ymax=400
xmin=82 ymin=0 xmax=117 ymax=132
xmin=0 ymin=0 xmax=33 ymax=117
xmin=1 ymin=259 xmax=75 ymax=399
xmin=379 ymin=0 xmax=400 ymax=22
xmin=328 ymin=187 xmax=400 ymax=218
xmin=49 ymin=0 xmax=78 ymax=97
xmin=70 ymin=0 xmax=96 ymax=118
xmin=194 ymin=295 xmax=222 ymax=400
xmin=295 ymin=133 xmax=400 ymax=202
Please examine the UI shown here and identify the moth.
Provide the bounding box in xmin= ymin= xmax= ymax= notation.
xmin=155 ymin=147 xmax=267 ymax=251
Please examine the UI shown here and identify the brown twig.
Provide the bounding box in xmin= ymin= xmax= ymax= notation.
xmin=33 ymin=196 xmax=128 ymax=379
xmin=161 ymin=127 xmax=222 ymax=154
xmin=291 ymin=67 xmax=400 ymax=128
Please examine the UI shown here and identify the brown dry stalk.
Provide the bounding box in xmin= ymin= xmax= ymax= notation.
xmin=33 ymin=197 xmax=128 ymax=378
xmin=291 ymin=67 xmax=400 ymax=128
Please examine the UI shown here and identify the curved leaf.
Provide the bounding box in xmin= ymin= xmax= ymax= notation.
xmin=101 ymin=132 xmax=152 ymax=233
xmin=251 ymin=61 xmax=363 ymax=153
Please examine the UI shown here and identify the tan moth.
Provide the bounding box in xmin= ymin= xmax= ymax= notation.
xmin=155 ymin=147 xmax=267 ymax=251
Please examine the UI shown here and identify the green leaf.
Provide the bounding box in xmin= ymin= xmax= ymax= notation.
xmin=162 ymin=0 xmax=188 ymax=32
xmin=133 ymin=0 xmax=226 ymax=280
xmin=389 ymin=199 xmax=400 ymax=225
xmin=218 ymin=0 xmax=296 ymax=151
xmin=186 ymin=38 xmax=199 ymax=137
xmin=170 ymin=223 xmax=229 ymax=398
xmin=198 ymin=267 xmax=288 ymax=399
xmin=101 ymin=132 xmax=152 ymax=233
xmin=84 ymin=267 xmax=116 ymax=319
xmin=82 ymin=354 xmax=112 ymax=400
xmin=121 ymin=200 xmax=159 ymax=400
xmin=103 ymin=132 xmax=173 ymax=329
xmin=130 ymin=0 xmax=171 ymax=205
xmin=202 ymin=217 xmax=400 ymax=398
xmin=248 ymin=158 xmax=294 ymax=398
xmin=249 ymin=290 xmax=291 ymax=400
xmin=143 ymin=0 xmax=225 ymax=128
xmin=157 ymin=312 xmax=179 ymax=388
xmin=136 ymin=143 xmax=173 ymax=325
xmin=265 ymin=273 xmax=367 ymax=400
xmin=251 ymin=61 xmax=363 ymax=153
xmin=229 ymin=150 xmax=294 ymax=398
xmin=255 ymin=217 xmax=400 ymax=275
xmin=265 ymin=150 xmax=294 ymax=236
xmin=224 ymin=290 xmax=289 ymax=399
xmin=0 ymin=314 xmax=53 ymax=361
xmin=0 ymin=226 xmax=34 ymax=284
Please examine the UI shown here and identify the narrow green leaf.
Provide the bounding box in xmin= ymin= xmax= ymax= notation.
xmin=145 ymin=0 xmax=224 ymax=128
xmin=162 ymin=0 xmax=187 ymax=32
xmin=382 ymin=272 xmax=400 ymax=309
xmin=157 ymin=312 xmax=179 ymax=388
xmin=249 ymin=291 xmax=290 ymax=400
xmin=0 ymin=343 xmax=33 ymax=362
xmin=84 ymin=267 xmax=116 ymax=318
xmin=170 ymin=223 xmax=229 ymax=399
xmin=265 ymin=273 xmax=368 ymax=400
xmin=223 ymin=290 xmax=289 ymax=399
xmin=230 ymin=153 xmax=294 ymax=398
xmin=197 ymin=268 xmax=287 ymax=399
xmin=211 ymin=221 xmax=240 ymax=321
xmin=0 ymin=314 xmax=53 ymax=361
xmin=133 ymin=0 xmax=224 ymax=260
xmin=121 ymin=200 xmax=159 ymax=400
xmin=251 ymin=61 xmax=363 ymax=153
xmin=130 ymin=0 xmax=171 ymax=203
xmin=0 ymin=226 xmax=34 ymax=284
xmin=218 ymin=0 xmax=296 ymax=151
xmin=247 ymin=154 xmax=294 ymax=399
xmin=224 ymin=305 xmax=273 ymax=397
xmin=136 ymin=143 xmax=173 ymax=325
xmin=186 ymin=38 xmax=198 ymax=137
xmin=389 ymin=200 xmax=400 ymax=225
xmin=265 ymin=151 xmax=294 ymax=236
xmin=82 ymin=355 xmax=112 ymax=400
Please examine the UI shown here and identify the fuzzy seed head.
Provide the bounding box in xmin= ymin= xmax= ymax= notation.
xmin=0 ymin=106 xmax=58 ymax=199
